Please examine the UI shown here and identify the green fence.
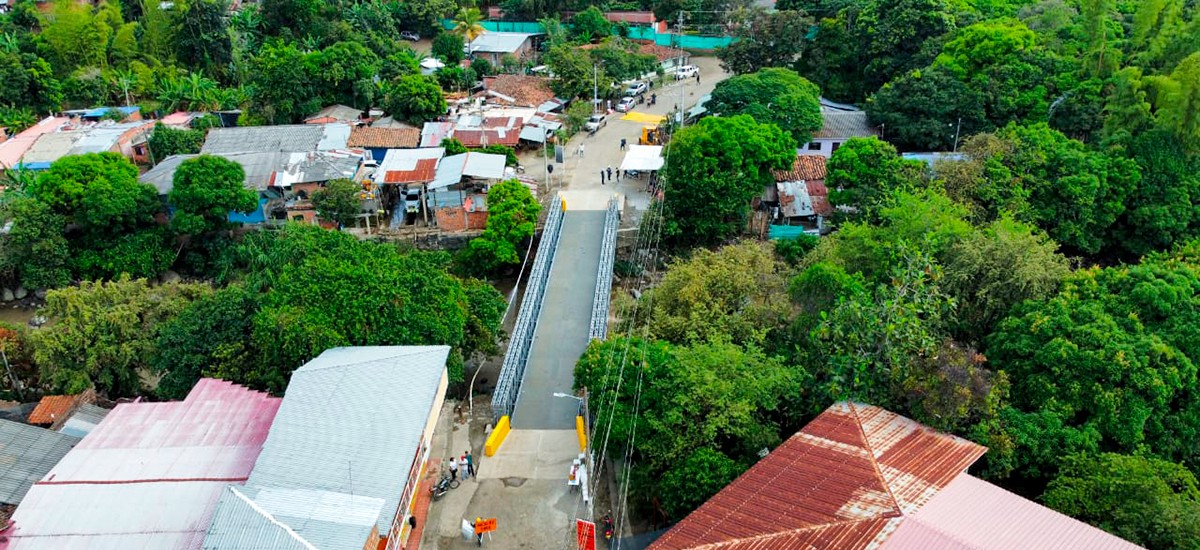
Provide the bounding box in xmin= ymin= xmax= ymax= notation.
xmin=439 ymin=19 xmax=733 ymax=50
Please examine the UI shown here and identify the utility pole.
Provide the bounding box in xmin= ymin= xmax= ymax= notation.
xmin=953 ymin=117 xmax=961 ymax=152
xmin=677 ymin=11 xmax=686 ymax=130
xmin=593 ymin=64 xmax=599 ymax=115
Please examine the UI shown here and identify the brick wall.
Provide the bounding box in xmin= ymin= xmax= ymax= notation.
xmin=435 ymin=207 xmax=488 ymax=232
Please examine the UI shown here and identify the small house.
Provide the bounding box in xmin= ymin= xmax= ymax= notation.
xmin=798 ymin=111 xmax=879 ymax=157
xmin=481 ymin=75 xmax=556 ymax=108
xmin=304 ymin=104 xmax=366 ymax=126
xmin=467 ymin=32 xmax=543 ymax=65
xmin=429 ymin=151 xmax=510 ymax=232
xmin=638 ymin=43 xmax=689 ymax=73
xmin=201 ymin=124 xmax=352 ymax=154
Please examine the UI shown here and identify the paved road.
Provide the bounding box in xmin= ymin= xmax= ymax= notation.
xmin=511 ymin=209 xmax=607 ymax=429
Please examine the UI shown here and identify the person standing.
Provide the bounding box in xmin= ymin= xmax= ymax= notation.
xmin=695 ymin=73 xmax=700 ymax=84
xmin=465 ymin=450 xmax=476 ymax=477
xmin=449 ymin=456 xmax=459 ymax=480
xmin=600 ymin=169 xmax=606 ymax=185
xmin=620 ymin=138 xmax=626 ymax=150
xmin=579 ymin=143 xmax=585 ymax=158
xmin=616 ymin=169 xmax=621 ymax=183
xmin=606 ymin=166 xmax=613 ymax=181
xmin=459 ymin=454 xmax=470 ymax=479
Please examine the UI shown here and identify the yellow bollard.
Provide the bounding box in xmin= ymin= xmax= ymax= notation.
xmin=575 ymin=416 xmax=587 ymax=452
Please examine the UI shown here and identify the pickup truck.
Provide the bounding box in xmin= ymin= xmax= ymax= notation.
xmin=675 ymin=65 xmax=699 ymax=79
xmin=584 ymin=113 xmax=607 ymax=133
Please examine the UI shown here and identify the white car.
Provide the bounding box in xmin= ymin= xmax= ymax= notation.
xmin=624 ymin=82 xmax=648 ymax=96
xmin=584 ymin=114 xmax=607 ymax=132
xmin=616 ymin=96 xmax=637 ymax=112
xmin=675 ymin=65 xmax=699 ymax=79
xmin=400 ymin=31 xmax=420 ymax=41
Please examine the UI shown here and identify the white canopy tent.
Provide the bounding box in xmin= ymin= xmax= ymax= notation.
xmin=619 ymin=145 xmax=664 ymax=172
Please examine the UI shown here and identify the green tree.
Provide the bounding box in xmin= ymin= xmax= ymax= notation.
xmin=451 ymin=6 xmax=485 ymax=42
xmin=39 ymin=0 xmax=114 ymax=71
xmin=717 ymin=9 xmax=812 ymax=75
xmin=30 ymin=276 xmax=211 ymax=397
xmin=459 ymin=179 xmax=540 ymax=275
xmin=1111 ymin=129 xmax=1200 ymax=257
xmin=544 ymin=44 xmax=596 ymax=99
xmin=660 ymin=115 xmax=796 ymax=245
xmin=152 ymin=284 xmax=259 ymax=399
xmin=383 ymin=74 xmax=446 ymax=125
xmin=1099 ymin=67 xmax=1154 ymax=149
xmin=175 ymin=0 xmax=232 ymax=75
xmin=169 ymin=155 xmax=258 ymax=235
xmin=309 ymin=41 xmax=381 ymax=109
xmin=1043 ymin=453 xmax=1200 ymax=550
xmin=147 ymin=123 xmax=205 ymax=162
xmin=71 ymin=227 xmax=176 ymax=280
xmin=0 ymin=197 xmax=71 ymax=289
xmin=260 ymin=0 xmax=323 ymax=38
xmin=0 ymin=53 xmax=63 ymax=114
xmin=942 ymin=216 xmax=1069 ymax=339
xmin=634 ymin=241 xmax=793 ymax=347
xmin=570 ymin=6 xmax=609 ymax=43
xmin=247 ymin=41 xmax=319 ymax=124
xmin=986 ymin=256 xmax=1200 ymax=476
xmin=825 ymin=136 xmax=926 ymax=221
xmin=867 ymin=65 xmax=989 ymax=151
xmin=31 ymin=153 xmax=157 ymax=230
xmin=432 ymin=32 xmax=465 ymax=64
xmin=707 ymin=68 xmax=823 ymax=143
xmin=934 ymin=133 xmax=1029 ymax=222
xmin=311 ymin=178 xmax=363 ymax=227
xmin=658 ymin=448 xmax=746 ymax=522
xmin=1156 ymin=52 xmax=1200 ymax=153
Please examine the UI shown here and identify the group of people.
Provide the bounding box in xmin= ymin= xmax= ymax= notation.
xmin=600 ymin=165 xmax=631 ymax=185
xmin=448 ymin=450 xmax=475 ymax=481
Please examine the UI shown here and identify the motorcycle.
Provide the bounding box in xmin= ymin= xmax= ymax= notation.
xmin=649 ymin=94 xmax=657 ymax=106
xmin=602 ymin=514 xmax=614 ymax=541
xmin=429 ymin=474 xmax=461 ymax=501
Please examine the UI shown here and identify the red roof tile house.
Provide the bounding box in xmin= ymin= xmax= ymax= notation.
xmin=4 ymin=379 xmax=281 ymax=550
xmin=647 ymin=402 xmax=1143 ymax=550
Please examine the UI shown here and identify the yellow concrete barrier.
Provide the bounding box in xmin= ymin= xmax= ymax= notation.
xmin=485 ymin=416 xmax=511 ymax=457
xmin=575 ymin=416 xmax=587 ymax=451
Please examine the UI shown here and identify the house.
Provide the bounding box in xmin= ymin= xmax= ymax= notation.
xmin=467 ymin=32 xmax=543 ymax=65
xmin=348 ymin=127 xmax=421 ymax=162
xmin=68 ymin=120 xmax=156 ymax=163
xmin=305 ymin=104 xmax=365 ymax=126
xmin=371 ymin=147 xmax=445 ymax=227
xmin=481 ymin=75 xmax=556 ymax=108
xmin=159 ymin=111 xmax=202 ymax=129
xmin=428 ymin=151 xmax=510 ymax=231
xmin=0 ymin=420 xmax=78 ymax=506
xmin=799 ymin=111 xmax=879 ymax=157
xmin=203 ymin=346 xmax=451 ymax=550
xmin=201 ymin=123 xmax=352 ymax=154
xmin=519 ymin=113 xmax=563 ymax=145
xmin=646 ymin=401 xmax=1144 ymax=550
xmin=371 ymin=116 xmax=421 ymax=130
xmin=450 ymin=115 xmax=524 ymax=148
xmin=141 ymin=150 xmax=365 ymax=225
xmin=638 ymin=43 xmax=689 ymax=72
xmin=0 ymin=117 xmax=69 ymax=170
xmin=420 ymin=121 xmax=456 ymax=148
xmin=768 ymin=153 xmax=831 ymax=229
xmin=6 ymin=379 xmax=281 ymax=550
xmin=16 ymin=130 xmax=84 ymax=169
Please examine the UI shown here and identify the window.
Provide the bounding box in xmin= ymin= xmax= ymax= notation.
xmin=807 ymin=142 xmax=821 ymax=151
xmin=832 ymin=142 xmax=842 ymax=152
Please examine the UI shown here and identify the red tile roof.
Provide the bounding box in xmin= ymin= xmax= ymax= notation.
xmin=647 ymin=402 xmax=986 ymax=550
xmin=384 ymin=158 xmax=438 ymax=183
xmin=482 ymin=75 xmax=555 ymax=107
xmin=27 ymin=392 xmax=91 ymax=425
xmin=773 ymin=154 xmax=827 ymax=182
xmin=639 ymin=43 xmax=687 ymax=61
xmin=347 ymin=127 xmax=420 ymax=149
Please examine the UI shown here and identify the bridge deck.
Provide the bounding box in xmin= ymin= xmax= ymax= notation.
xmin=511 ymin=210 xmax=606 ymax=429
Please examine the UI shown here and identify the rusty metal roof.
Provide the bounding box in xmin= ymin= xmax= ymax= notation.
xmin=647 ymin=402 xmax=986 ymax=550
xmin=384 ymin=158 xmax=438 ymax=183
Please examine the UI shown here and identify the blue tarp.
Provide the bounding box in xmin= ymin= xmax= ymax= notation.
xmin=769 ymin=225 xmax=818 ymax=240
xmin=228 ymin=198 xmax=268 ymax=224
xmin=81 ymin=106 xmax=141 ymax=118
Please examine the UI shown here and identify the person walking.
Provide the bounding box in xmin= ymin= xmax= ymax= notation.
xmin=695 ymin=73 xmax=701 ymax=84
xmin=465 ymin=450 xmax=476 ymax=477
xmin=620 ymin=138 xmax=626 ymax=151
xmin=600 ymin=169 xmax=606 ymax=185
xmin=616 ymin=169 xmax=621 ymax=183
xmin=579 ymin=143 xmax=585 ymax=158
xmin=606 ymin=166 xmax=613 ymax=181
xmin=449 ymin=456 xmax=459 ymax=481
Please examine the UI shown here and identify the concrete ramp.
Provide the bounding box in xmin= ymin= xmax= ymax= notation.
xmin=560 ymin=190 xmax=623 ymax=211
xmin=479 ymin=429 xmax=581 ymax=479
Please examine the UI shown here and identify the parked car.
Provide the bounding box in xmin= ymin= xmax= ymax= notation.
xmin=675 ymin=65 xmax=699 ymax=79
xmin=624 ymin=82 xmax=648 ymax=96
xmin=585 ymin=113 xmax=607 ymax=132
xmin=616 ymin=96 xmax=637 ymax=112
xmin=400 ymin=31 xmax=420 ymax=41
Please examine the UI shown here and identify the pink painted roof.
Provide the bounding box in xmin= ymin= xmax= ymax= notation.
xmin=160 ymin=111 xmax=194 ymax=126
xmin=0 ymin=117 xmax=69 ymax=168
xmin=647 ymin=402 xmax=986 ymax=550
xmin=5 ymin=378 xmax=281 ymax=550
xmin=880 ymin=474 xmax=1144 ymax=550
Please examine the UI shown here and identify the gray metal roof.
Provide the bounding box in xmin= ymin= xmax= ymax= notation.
xmin=204 ymin=346 xmax=450 ymax=550
xmin=0 ymin=419 xmax=79 ymax=504
xmin=305 ymin=105 xmax=363 ymax=122
xmin=201 ymin=124 xmax=350 ymax=154
xmin=68 ymin=122 xmax=151 ymax=155
xmin=468 ymin=32 xmax=541 ymax=53
xmin=58 ymin=403 xmax=110 ymax=438
xmin=21 ymin=131 xmax=84 ymax=164
xmin=143 ymin=152 xmax=360 ymax=195
xmin=813 ymin=111 xmax=878 ymax=140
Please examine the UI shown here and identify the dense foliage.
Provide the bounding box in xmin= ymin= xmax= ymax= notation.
xmin=458 ymin=179 xmax=541 ymax=276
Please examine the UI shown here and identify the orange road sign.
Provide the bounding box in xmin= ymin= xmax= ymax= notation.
xmin=475 ymin=518 xmax=498 ymax=534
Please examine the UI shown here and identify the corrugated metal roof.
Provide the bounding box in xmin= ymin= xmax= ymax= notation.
xmin=0 ymin=117 xmax=69 ymax=168
xmin=7 ymin=379 xmax=281 ymax=550
xmin=647 ymin=402 xmax=985 ymax=550
xmin=461 ymin=152 xmax=506 ymax=179
xmin=777 ymin=181 xmax=814 ymax=217
xmin=0 ymin=420 xmax=78 ymax=505
xmin=57 ymin=403 xmax=110 ymax=438
xmin=383 ymin=158 xmax=438 ymax=183
xmin=374 ymin=147 xmax=445 ymax=185
xmin=68 ymin=121 xmax=152 ymax=155
xmin=20 ymin=131 xmax=84 ymax=164
xmin=420 ymin=122 xmax=455 ymax=148
xmin=468 ymin=32 xmax=540 ymax=53
xmin=880 ymin=474 xmax=1145 ymax=550
xmin=204 ymin=346 xmax=450 ymax=550
xmin=814 ymin=112 xmax=878 ymax=140
xmin=305 ymin=105 xmax=362 ymax=123
xmin=201 ymin=124 xmax=350 ymax=154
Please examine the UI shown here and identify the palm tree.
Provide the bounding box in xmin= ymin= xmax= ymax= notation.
xmin=453 ymin=7 xmax=486 ymax=42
